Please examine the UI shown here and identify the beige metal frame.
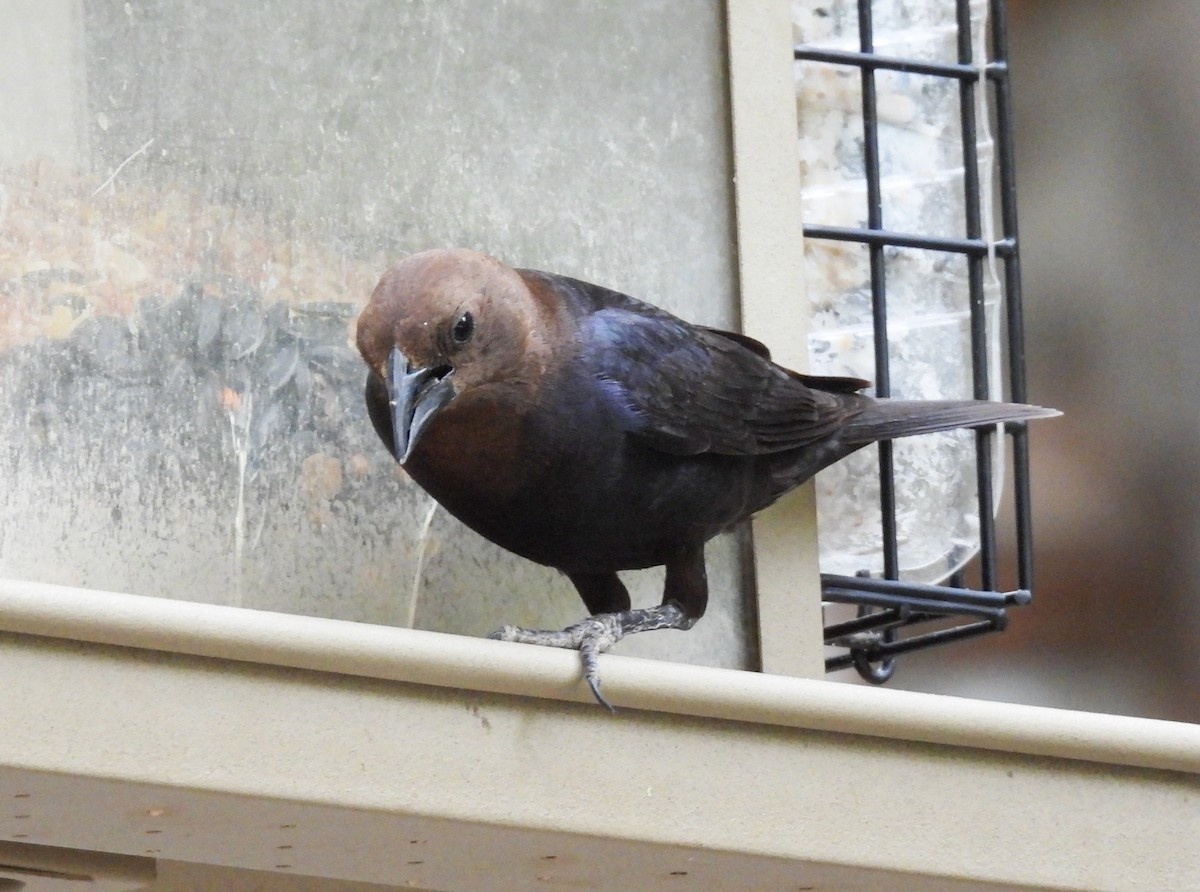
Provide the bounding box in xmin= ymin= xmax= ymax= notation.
xmin=0 ymin=580 xmax=1198 ymax=891
xmin=727 ymin=0 xmax=826 ymax=679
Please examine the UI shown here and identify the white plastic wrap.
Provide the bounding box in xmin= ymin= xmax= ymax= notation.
xmin=794 ymin=0 xmax=1004 ymax=581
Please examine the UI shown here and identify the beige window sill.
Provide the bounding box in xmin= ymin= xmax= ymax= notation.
xmin=1 ymin=577 xmax=1197 ymax=892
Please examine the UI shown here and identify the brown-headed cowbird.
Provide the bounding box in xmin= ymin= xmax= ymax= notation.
xmin=356 ymin=248 xmax=1058 ymax=707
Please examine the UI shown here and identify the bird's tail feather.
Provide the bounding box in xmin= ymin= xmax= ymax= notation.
xmin=841 ymin=399 xmax=1060 ymax=445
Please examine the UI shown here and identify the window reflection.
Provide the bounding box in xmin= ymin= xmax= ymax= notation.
xmin=0 ymin=1 xmax=748 ymax=670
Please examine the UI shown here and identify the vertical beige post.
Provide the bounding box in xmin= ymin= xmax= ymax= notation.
xmin=726 ymin=0 xmax=824 ymax=678
xmin=0 ymin=0 xmax=88 ymax=166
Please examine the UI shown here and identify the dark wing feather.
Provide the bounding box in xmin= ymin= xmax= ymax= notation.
xmin=545 ymin=274 xmax=867 ymax=457
xmin=698 ymin=326 xmax=772 ymax=360
xmin=699 ymin=326 xmax=874 ymax=396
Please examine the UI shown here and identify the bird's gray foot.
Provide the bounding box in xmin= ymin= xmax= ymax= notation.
xmin=489 ymin=602 xmax=694 ymax=710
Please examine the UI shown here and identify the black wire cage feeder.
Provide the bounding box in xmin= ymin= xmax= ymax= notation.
xmin=792 ymin=0 xmax=1038 ymax=682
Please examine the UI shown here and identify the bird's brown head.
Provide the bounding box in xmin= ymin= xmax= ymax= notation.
xmin=356 ymin=248 xmax=557 ymax=464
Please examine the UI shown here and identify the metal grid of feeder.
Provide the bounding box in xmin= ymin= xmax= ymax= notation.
xmin=792 ymin=0 xmax=1039 ymax=681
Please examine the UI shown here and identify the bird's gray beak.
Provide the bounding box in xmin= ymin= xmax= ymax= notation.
xmin=387 ymin=346 xmax=456 ymax=464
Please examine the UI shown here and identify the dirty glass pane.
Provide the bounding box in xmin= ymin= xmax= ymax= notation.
xmin=0 ymin=1 xmax=747 ymax=668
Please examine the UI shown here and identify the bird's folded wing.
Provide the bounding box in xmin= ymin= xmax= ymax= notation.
xmin=580 ymin=302 xmax=866 ymax=457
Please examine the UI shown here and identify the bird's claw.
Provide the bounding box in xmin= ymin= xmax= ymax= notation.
xmin=489 ymin=614 xmax=626 ymax=710
xmin=488 ymin=603 xmax=691 ymax=710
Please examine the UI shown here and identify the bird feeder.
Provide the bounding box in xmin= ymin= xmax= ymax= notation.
xmin=791 ymin=0 xmax=1040 ymax=678
xmin=0 ymin=2 xmax=752 ymax=671
xmin=0 ymin=0 xmax=1039 ymax=684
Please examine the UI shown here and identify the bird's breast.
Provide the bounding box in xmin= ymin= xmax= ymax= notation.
xmin=403 ymin=387 xmax=533 ymax=505
xmin=399 ymin=370 xmax=772 ymax=574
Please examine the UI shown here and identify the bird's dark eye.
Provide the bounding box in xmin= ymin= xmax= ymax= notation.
xmin=450 ymin=311 xmax=474 ymax=345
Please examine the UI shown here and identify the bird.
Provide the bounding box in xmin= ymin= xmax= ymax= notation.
xmin=355 ymin=247 xmax=1059 ymax=708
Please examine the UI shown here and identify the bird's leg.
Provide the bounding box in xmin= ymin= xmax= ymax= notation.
xmin=489 ymin=546 xmax=708 ymax=710
xmin=489 ymin=603 xmax=695 ymax=710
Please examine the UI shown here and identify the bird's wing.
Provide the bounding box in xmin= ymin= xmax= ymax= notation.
xmin=567 ymin=283 xmax=868 ymax=457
